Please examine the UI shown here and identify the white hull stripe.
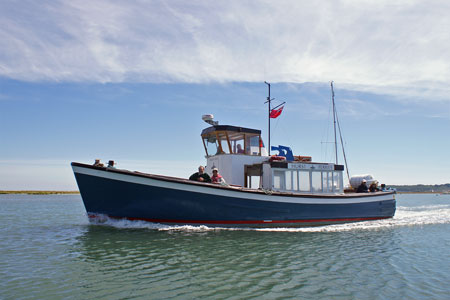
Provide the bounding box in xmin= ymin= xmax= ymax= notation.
xmin=73 ymin=166 xmax=394 ymax=205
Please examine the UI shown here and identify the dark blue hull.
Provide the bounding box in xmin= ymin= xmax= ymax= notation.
xmin=72 ymin=163 xmax=396 ymax=227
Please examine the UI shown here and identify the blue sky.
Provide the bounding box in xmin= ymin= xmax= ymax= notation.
xmin=1 ymin=0 xmax=449 ymax=189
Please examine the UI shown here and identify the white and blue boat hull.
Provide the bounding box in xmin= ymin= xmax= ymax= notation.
xmin=72 ymin=163 xmax=396 ymax=227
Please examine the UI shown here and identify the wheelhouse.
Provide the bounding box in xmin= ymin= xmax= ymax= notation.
xmin=200 ymin=124 xmax=344 ymax=194
xmin=201 ymin=125 xmax=266 ymax=157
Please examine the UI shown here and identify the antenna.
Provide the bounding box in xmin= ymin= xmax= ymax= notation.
xmin=264 ymin=81 xmax=272 ymax=155
xmin=264 ymin=82 xmax=286 ymax=156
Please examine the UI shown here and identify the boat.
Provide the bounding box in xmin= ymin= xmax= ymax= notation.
xmin=71 ymin=83 xmax=396 ymax=227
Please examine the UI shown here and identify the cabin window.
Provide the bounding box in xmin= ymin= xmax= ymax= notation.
xmin=323 ymin=172 xmax=331 ymax=193
xmin=328 ymin=171 xmax=336 ymax=193
xmin=299 ymin=171 xmax=310 ymax=192
xmin=292 ymin=171 xmax=298 ymax=191
xmin=312 ymin=172 xmax=322 ymax=193
xmin=272 ymin=168 xmax=343 ymax=193
xmin=285 ymin=171 xmax=292 ymax=190
xmin=247 ymin=135 xmax=261 ymax=156
xmin=273 ymin=170 xmax=285 ymax=190
xmin=333 ymin=172 xmax=342 ymax=192
xmin=320 ymin=171 xmax=343 ymax=193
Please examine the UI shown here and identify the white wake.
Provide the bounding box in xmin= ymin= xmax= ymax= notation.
xmin=87 ymin=204 xmax=450 ymax=233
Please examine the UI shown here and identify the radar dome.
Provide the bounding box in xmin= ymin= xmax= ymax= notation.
xmin=202 ymin=114 xmax=218 ymax=125
xmin=202 ymin=114 xmax=214 ymax=122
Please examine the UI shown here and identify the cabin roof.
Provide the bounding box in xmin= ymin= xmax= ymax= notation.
xmin=201 ymin=125 xmax=261 ymax=136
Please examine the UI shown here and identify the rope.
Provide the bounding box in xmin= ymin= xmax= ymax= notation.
xmin=262 ymin=188 xmax=273 ymax=195
xmin=220 ymin=181 xmax=230 ymax=187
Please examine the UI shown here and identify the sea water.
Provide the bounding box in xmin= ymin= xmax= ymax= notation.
xmin=0 ymin=193 xmax=449 ymax=300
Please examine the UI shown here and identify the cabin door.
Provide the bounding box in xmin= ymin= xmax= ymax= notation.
xmin=244 ymin=164 xmax=263 ymax=189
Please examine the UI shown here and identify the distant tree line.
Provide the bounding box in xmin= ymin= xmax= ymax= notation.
xmin=389 ymin=183 xmax=450 ymax=193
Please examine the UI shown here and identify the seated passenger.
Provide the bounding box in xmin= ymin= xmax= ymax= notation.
xmin=369 ymin=181 xmax=380 ymax=192
xmin=189 ymin=166 xmax=211 ymax=183
xmin=356 ymin=179 xmax=369 ymax=193
xmin=236 ymin=144 xmax=245 ymax=154
xmin=211 ymin=168 xmax=224 ymax=184
xmin=107 ymin=160 xmax=116 ymax=168
xmin=93 ymin=159 xmax=104 ymax=167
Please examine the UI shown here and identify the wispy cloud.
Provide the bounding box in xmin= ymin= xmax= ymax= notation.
xmin=1 ymin=0 xmax=449 ymax=100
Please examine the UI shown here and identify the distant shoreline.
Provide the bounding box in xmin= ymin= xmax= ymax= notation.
xmin=0 ymin=191 xmax=80 ymax=195
xmin=396 ymin=192 xmax=446 ymax=194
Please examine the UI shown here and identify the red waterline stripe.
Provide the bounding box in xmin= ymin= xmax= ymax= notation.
xmin=88 ymin=214 xmax=390 ymax=224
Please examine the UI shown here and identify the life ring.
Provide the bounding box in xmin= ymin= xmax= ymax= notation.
xmin=269 ymin=155 xmax=286 ymax=162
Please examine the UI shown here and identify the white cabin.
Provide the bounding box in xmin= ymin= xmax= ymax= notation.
xmin=201 ymin=125 xmax=344 ymax=194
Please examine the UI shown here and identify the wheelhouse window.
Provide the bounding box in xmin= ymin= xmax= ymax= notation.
xmin=201 ymin=126 xmax=262 ymax=157
xmin=247 ymin=135 xmax=262 ymax=155
xmin=204 ymin=135 xmax=220 ymax=156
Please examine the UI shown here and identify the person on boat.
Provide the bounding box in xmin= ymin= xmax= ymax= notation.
xmin=211 ymin=168 xmax=224 ymax=184
xmin=107 ymin=160 xmax=116 ymax=168
xmin=236 ymin=144 xmax=245 ymax=154
xmin=356 ymin=179 xmax=369 ymax=193
xmin=369 ymin=181 xmax=380 ymax=192
xmin=93 ymin=159 xmax=104 ymax=167
xmin=189 ymin=166 xmax=211 ymax=183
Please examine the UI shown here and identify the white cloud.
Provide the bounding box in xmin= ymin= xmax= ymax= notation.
xmin=1 ymin=0 xmax=450 ymax=100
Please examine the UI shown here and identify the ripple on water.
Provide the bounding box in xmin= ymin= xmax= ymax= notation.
xmin=1 ymin=194 xmax=449 ymax=299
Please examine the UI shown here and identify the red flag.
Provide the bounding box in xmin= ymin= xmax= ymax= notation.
xmin=269 ymin=105 xmax=284 ymax=118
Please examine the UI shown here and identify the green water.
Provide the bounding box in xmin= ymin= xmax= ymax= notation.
xmin=1 ymin=194 xmax=449 ymax=299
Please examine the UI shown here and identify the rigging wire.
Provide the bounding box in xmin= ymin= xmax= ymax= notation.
xmin=334 ymin=103 xmax=351 ymax=182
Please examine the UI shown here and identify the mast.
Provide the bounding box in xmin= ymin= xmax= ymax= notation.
xmin=331 ymin=81 xmax=338 ymax=164
xmin=264 ymin=81 xmax=271 ymax=155
xmin=331 ymin=81 xmax=351 ymax=182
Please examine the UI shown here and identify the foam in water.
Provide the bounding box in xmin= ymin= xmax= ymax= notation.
xmin=88 ymin=204 xmax=450 ymax=233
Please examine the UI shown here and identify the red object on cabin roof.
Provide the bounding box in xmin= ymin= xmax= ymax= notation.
xmin=269 ymin=105 xmax=284 ymax=118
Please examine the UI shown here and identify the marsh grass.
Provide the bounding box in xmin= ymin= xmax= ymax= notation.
xmin=0 ymin=191 xmax=79 ymax=195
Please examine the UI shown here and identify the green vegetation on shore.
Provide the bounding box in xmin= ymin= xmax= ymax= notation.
xmin=0 ymin=191 xmax=80 ymax=195
xmin=390 ymin=183 xmax=450 ymax=193
xmin=2 ymin=184 xmax=449 ymax=195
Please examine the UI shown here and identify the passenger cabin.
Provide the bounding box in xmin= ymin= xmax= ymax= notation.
xmin=201 ymin=125 xmax=344 ymax=194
